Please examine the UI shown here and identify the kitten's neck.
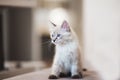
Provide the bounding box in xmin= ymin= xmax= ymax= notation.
xmin=56 ymin=39 xmax=78 ymax=47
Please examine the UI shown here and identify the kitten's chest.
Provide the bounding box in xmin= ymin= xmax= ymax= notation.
xmin=56 ymin=44 xmax=78 ymax=71
xmin=56 ymin=45 xmax=74 ymax=54
xmin=56 ymin=43 xmax=78 ymax=59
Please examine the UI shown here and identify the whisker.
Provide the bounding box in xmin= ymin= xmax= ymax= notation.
xmin=40 ymin=39 xmax=55 ymax=55
xmin=41 ymin=40 xmax=51 ymax=45
xmin=48 ymin=43 xmax=55 ymax=53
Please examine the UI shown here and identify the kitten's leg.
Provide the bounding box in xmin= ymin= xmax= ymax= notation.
xmin=59 ymin=70 xmax=71 ymax=77
xmin=59 ymin=72 xmax=67 ymax=77
xmin=49 ymin=64 xmax=60 ymax=79
xmin=71 ymin=64 xmax=83 ymax=79
xmin=59 ymin=66 xmax=67 ymax=77
xmin=59 ymin=71 xmax=71 ymax=77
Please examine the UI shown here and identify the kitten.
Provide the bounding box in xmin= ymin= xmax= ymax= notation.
xmin=48 ymin=20 xmax=84 ymax=79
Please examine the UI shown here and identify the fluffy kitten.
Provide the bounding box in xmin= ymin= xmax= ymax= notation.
xmin=48 ymin=20 xmax=84 ymax=79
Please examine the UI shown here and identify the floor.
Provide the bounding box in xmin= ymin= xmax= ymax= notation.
xmin=4 ymin=68 xmax=103 ymax=80
xmin=0 ymin=61 xmax=47 ymax=80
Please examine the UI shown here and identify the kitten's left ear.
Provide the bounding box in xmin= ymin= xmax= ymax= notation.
xmin=61 ymin=20 xmax=70 ymax=32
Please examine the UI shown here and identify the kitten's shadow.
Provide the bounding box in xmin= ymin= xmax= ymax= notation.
xmin=83 ymin=70 xmax=103 ymax=80
xmin=59 ymin=70 xmax=103 ymax=80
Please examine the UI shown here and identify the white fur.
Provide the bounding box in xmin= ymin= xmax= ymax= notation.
xmin=49 ymin=21 xmax=83 ymax=77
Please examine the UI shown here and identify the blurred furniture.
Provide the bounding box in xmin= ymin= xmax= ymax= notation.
xmin=0 ymin=1 xmax=37 ymax=78
xmin=0 ymin=0 xmax=37 ymax=71
xmin=4 ymin=68 xmax=101 ymax=80
xmin=7 ymin=7 xmax=32 ymax=62
xmin=0 ymin=10 xmax=5 ymax=71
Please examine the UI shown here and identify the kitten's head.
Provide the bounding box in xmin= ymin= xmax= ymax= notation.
xmin=49 ymin=20 xmax=73 ymax=45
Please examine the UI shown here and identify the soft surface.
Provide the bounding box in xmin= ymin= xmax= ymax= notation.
xmin=4 ymin=68 xmax=102 ymax=80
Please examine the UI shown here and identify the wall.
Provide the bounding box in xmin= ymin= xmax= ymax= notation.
xmin=83 ymin=0 xmax=120 ymax=80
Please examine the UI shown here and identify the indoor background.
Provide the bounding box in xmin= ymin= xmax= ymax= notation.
xmin=0 ymin=0 xmax=120 ymax=80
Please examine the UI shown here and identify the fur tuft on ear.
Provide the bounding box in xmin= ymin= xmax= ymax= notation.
xmin=61 ymin=20 xmax=70 ymax=32
xmin=50 ymin=20 xmax=56 ymax=27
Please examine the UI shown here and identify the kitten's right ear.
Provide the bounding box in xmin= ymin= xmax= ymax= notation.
xmin=49 ymin=20 xmax=56 ymax=27
xmin=61 ymin=20 xmax=71 ymax=32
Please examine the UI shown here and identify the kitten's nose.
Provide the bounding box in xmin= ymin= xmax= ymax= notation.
xmin=53 ymin=38 xmax=57 ymax=42
xmin=53 ymin=39 xmax=55 ymax=42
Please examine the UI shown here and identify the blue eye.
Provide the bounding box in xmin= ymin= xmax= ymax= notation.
xmin=57 ymin=34 xmax=61 ymax=37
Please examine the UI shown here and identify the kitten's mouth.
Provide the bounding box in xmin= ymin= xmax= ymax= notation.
xmin=52 ymin=40 xmax=56 ymax=44
xmin=52 ymin=39 xmax=60 ymax=44
xmin=52 ymin=38 xmax=58 ymax=43
xmin=52 ymin=40 xmax=65 ymax=45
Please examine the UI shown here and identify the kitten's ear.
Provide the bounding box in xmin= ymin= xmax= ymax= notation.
xmin=50 ymin=20 xmax=56 ymax=27
xmin=61 ymin=20 xmax=70 ymax=32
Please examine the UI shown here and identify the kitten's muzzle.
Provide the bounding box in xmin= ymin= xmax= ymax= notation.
xmin=53 ymin=37 xmax=57 ymax=42
xmin=53 ymin=39 xmax=56 ymax=42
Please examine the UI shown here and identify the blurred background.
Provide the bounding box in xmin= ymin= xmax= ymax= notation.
xmin=0 ymin=0 xmax=120 ymax=80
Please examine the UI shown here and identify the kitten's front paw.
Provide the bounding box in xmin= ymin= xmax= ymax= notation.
xmin=59 ymin=72 xmax=67 ymax=77
xmin=48 ymin=75 xmax=58 ymax=79
xmin=71 ymin=74 xmax=83 ymax=79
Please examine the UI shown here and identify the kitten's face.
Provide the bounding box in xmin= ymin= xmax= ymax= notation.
xmin=50 ymin=21 xmax=72 ymax=45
